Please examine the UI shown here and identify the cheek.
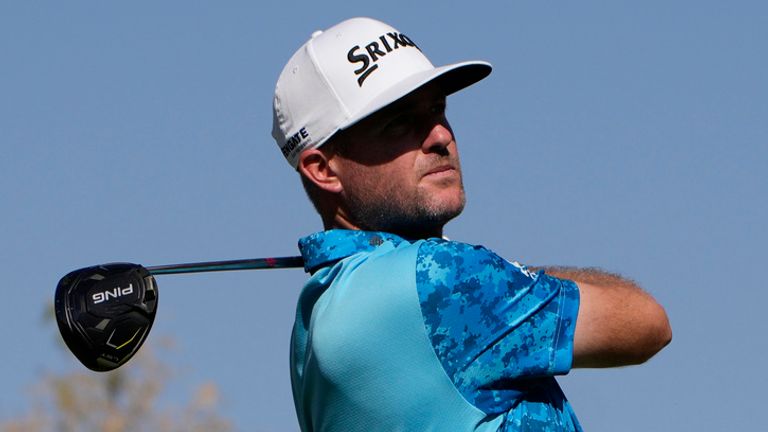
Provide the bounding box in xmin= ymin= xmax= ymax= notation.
xmin=351 ymin=165 xmax=415 ymax=203
xmin=383 ymin=160 xmax=419 ymax=193
xmin=341 ymin=164 xmax=389 ymax=198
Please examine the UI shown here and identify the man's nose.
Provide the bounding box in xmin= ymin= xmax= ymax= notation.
xmin=421 ymin=122 xmax=454 ymax=154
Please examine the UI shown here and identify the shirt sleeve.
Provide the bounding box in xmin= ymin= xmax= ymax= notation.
xmin=416 ymin=239 xmax=579 ymax=412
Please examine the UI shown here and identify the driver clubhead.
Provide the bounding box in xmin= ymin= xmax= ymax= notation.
xmin=55 ymin=263 xmax=158 ymax=372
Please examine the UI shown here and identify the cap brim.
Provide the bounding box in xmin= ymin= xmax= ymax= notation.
xmin=337 ymin=60 xmax=492 ymax=132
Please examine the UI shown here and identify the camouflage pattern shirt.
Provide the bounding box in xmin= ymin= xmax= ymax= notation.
xmin=291 ymin=229 xmax=582 ymax=431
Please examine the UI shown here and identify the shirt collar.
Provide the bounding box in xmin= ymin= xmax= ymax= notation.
xmin=298 ymin=229 xmax=412 ymax=273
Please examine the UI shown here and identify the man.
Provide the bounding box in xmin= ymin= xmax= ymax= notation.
xmin=272 ymin=17 xmax=671 ymax=431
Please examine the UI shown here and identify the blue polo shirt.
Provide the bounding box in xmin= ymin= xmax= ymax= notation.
xmin=291 ymin=230 xmax=582 ymax=431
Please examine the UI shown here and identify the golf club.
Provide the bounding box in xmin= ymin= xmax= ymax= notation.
xmin=55 ymin=256 xmax=304 ymax=372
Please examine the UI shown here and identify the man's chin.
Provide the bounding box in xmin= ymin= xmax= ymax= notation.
xmin=429 ymin=189 xmax=465 ymax=216
xmin=424 ymin=196 xmax=465 ymax=225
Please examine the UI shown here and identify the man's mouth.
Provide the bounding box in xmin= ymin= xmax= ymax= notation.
xmin=424 ymin=165 xmax=456 ymax=176
xmin=423 ymin=165 xmax=457 ymax=179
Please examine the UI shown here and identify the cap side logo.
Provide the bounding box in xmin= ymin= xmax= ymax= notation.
xmin=347 ymin=32 xmax=420 ymax=87
xmin=281 ymin=126 xmax=310 ymax=158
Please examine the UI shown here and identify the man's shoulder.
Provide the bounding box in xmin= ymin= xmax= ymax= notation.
xmin=299 ymin=229 xmax=416 ymax=272
xmin=417 ymin=238 xmax=496 ymax=263
xmin=298 ymin=230 xmax=537 ymax=282
xmin=416 ymin=238 xmax=538 ymax=283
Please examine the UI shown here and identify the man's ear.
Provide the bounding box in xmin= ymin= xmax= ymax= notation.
xmin=297 ymin=148 xmax=343 ymax=194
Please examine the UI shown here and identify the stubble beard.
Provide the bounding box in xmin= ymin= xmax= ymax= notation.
xmin=342 ymin=177 xmax=466 ymax=239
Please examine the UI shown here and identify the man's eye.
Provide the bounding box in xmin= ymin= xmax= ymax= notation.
xmin=384 ymin=115 xmax=415 ymax=135
xmin=431 ymin=102 xmax=447 ymax=116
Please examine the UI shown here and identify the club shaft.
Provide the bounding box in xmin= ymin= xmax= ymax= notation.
xmin=147 ymin=256 xmax=304 ymax=275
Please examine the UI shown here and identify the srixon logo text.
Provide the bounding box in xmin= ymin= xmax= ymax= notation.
xmin=92 ymin=284 xmax=134 ymax=305
xmin=347 ymin=32 xmax=419 ymax=87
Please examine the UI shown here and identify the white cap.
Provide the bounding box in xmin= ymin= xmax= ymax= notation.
xmin=272 ymin=17 xmax=492 ymax=168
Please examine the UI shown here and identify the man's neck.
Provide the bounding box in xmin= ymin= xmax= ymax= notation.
xmin=326 ymin=218 xmax=443 ymax=240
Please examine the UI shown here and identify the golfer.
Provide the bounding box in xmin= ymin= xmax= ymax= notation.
xmin=272 ymin=17 xmax=671 ymax=431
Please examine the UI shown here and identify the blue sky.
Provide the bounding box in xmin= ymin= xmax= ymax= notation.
xmin=1 ymin=1 xmax=766 ymax=430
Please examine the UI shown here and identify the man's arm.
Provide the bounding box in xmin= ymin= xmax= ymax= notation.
xmin=541 ymin=267 xmax=672 ymax=368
